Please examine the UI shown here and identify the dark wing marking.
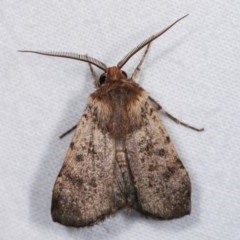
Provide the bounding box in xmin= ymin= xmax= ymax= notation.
xmin=125 ymin=101 xmax=191 ymax=219
xmin=51 ymin=106 xmax=126 ymax=227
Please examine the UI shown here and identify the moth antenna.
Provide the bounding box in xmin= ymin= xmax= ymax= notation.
xmin=117 ymin=14 xmax=189 ymax=69
xmin=18 ymin=50 xmax=107 ymax=71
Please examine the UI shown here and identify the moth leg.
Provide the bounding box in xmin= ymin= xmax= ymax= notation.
xmin=59 ymin=63 xmax=98 ymax=139
xmin=88 ymin=63 xmax=99 ymax=87
xmin=59 ymin=124 xmax=77 ymax=139
xmin=148 ymin=96 xmax=204 ymax=132
xmin=131 ymin=43 xmax=151 ymax=82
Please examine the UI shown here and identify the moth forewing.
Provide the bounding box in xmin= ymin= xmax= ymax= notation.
xmin=125 ymin=100 xmax=191 ymax=218
xmin=51 ymin=106 xmax=124 ymax=227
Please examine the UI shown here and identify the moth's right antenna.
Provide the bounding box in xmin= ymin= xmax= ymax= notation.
xmin=117 ymin=14 xmax=189 ymax=69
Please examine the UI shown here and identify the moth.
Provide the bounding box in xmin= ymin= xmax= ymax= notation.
xmin=20 ymin=15 xmax=203 ymax=227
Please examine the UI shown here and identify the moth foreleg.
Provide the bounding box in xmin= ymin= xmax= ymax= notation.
xmin=131 ymin=43 xmax=151 ymax=82
xmin=88 ymin=63 xmax=99 ymax=87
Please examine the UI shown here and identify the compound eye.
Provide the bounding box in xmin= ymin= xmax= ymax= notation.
xmin=99 ymin=73 xmax=106 ymax=85
xmin=122 ymin=71 xmax=127 ymax=78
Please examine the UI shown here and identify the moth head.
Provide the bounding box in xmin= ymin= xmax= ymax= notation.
xmin=19 ymin=15 xmax=188 ymax=86
xmin=98 ymin=67 xmax=128 ymax=85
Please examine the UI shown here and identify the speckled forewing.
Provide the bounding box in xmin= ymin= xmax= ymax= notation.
xmin=51 ymin=105 xmax=126 ymax=227
xmin=125 ymin=102 xmax=191 ymax=219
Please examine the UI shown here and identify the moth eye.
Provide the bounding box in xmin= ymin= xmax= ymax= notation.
xmin=122 ymin=71 xmax=127 ymax=78
xmin=99 ymin=73 xmax=106 ymax=85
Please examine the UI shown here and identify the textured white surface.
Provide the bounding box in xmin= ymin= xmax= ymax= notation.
xmin=1 ymin=1 xmax=240 ymax=239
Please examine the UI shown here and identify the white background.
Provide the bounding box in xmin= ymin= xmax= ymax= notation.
xmin=1 ymin=1 xmax=239 ymax=239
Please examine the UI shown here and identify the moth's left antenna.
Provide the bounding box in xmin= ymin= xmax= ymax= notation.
xmin=18 ymin=50 xmax=107 ymax=71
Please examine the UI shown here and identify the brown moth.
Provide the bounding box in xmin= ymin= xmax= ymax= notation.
xmin=20 ymin=15 xmax=203 ymax=227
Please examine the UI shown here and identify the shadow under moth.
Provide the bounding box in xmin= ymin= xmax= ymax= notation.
xmin=20 ymin=15 xmax=203 ymax=227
